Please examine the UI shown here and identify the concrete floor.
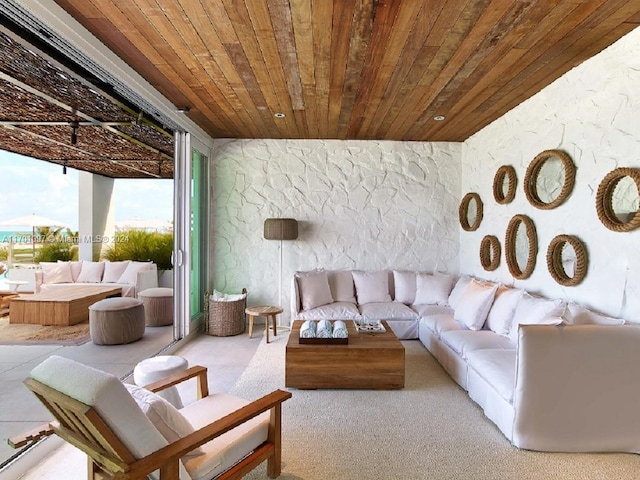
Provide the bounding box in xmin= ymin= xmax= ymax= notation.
xmin=0 ymin=323 xmax=266 ymax=479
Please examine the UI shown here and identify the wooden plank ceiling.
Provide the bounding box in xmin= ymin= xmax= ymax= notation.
xmin=55 ymin=0 xmax=640 ymax=142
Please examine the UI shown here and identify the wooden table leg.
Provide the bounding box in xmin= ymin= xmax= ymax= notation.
xmin=248 ymin=315 xmax=255 ymax=338
xmin=265 ymin=316 xmax=269 ymax=343
xmin=271 ymin=314 xmax=277 ymax=338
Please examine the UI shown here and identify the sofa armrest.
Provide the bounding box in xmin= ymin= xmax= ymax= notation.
xmin=512 ymin=324 xmax=640 ymax=453
xmin=291 ymin=275 xmax=301 ymax=318
xmin=33 ymin=270 xmax=43 ymax=293
xmin=136 ymin=268 xmax=158 ymax=294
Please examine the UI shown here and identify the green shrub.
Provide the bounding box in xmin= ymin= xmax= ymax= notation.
xmin=102 ymin=229 xmax=173 ymax=270
xmin=35 ymin=242 xmax=78 ymax=262
xmin=0 ymin=246 xmax=7 ymax=261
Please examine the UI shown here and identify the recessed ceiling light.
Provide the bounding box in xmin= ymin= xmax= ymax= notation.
xmin=274 ymin=112 xmax=285 ymax=118
xmin=176 ymin=107 xmax=190 ymax=114
xmin=433 ymin=115 xmax=446 ymax=121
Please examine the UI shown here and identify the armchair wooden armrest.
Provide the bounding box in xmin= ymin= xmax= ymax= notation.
xmin=142 ymin=365 xmax=210 ymax=399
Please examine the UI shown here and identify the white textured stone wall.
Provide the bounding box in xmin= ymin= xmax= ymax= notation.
xmin=462 ymin=26 xmax=640 ymax=321
xmin=210 ymin=139 xmax=461 ymax=323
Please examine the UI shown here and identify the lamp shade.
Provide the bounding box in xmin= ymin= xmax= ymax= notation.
xmin=264 ymin=218 xmax=298 ymax=240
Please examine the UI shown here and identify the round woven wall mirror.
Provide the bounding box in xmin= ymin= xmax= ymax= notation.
xmin=505 ymin=214 xmax=537 ymax=279
xmin=524 ymin=150 xmax=576 ymax=209
xmin=546 ymin=234 xmax=588 ymax=286
xmin=493 ymin=165 xmax=517 ymax=204
xmin=459 ymin=192 xmax=483 ymax=231
xmin=480 ymin=235 xmax=501 ymax=271
xmin=596 ymin=167 xmax=640 ymax=232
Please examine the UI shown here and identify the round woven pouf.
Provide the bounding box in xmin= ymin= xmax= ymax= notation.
xmin=138 ymin=287 xmax=174 ymax=326
xmin=89 ymin=297 xmax=145 ymax=345
xmin=133 ymin=355 xmax=188 ymax=408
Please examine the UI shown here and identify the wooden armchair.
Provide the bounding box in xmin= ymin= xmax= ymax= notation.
xmin=21 ymin=355 xmax=292 ymax=480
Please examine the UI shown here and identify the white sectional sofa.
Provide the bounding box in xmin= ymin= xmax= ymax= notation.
xmin=34 ymin=260 xmax=158 ymax=298
xmin=292 ymin=269 xmax=640 ymax=454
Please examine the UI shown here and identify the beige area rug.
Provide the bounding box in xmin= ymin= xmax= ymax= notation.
xmin=0 ymin=316 xmax=90 ymax=345
xmin=230 ymin=334 xmax=640 ymax=480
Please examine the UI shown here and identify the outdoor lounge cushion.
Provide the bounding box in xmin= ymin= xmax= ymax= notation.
xmin=440 ymin=330 xmax=515 ymax=360
xmin=295 ymin=301 xmax=361 ymax=321
xmin=466 ymin=349 xmax=517 ymax=403
xmin=419 ymin=313 xmax=465 ymax=336
xmin=358 ymin=302 xmax=418 ymax=321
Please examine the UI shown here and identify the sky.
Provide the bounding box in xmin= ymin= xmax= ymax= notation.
xmin=0 ymin=150 xmax=173 ymax=231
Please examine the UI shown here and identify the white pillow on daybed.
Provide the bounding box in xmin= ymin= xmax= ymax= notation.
xmin=41 ymin=261 xmax=73 ymax=284
xmin=117 ymin=261 xmax=152 ymax=285
xmin=77 ymin=261 xmax=105 ymax=283
xmin=393 ymin=270 xmax=416 ymax=305
xmin=102 ymin=260 xmax=131 ymax=283
xmin=327 ymin=271 xmax=356 ymax=303
xmin=564 ymin=303 xmax=625 ymax=326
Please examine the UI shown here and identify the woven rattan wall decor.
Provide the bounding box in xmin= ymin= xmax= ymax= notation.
xmin=505 ymin=214 xmax=538 ymax=279
xmin=524 ymin=150 xmax=576 ymax=210
xmin=595 ymin=167 xmax=640 ymax=232
xmin=493 ymin=165 xmax=517 ymax=204
xmin=480 ymin=235 xmax=501 ymax=271
xmin=546 ymin=235 xmax=588 ymax=286
xmin=459 ymin=192 xmax=483 ymax=231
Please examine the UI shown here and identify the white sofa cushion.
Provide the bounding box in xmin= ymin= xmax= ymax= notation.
xmin=414 ymin=272 xmax=455 ymax=305
xmin=295 ymin=301 xmax=361 ymax=321
xmin=327 ymin=271 xmax=356 ymax=303
xmin=358 ymin=302 xmax=419 ymax=320
xmin=103 ymin=261 xmax=131 ymax=283
xmin=77 ymin=261 xmax=105 ymax=283
xmin=440 ymin=330 xmax=515 ymax=359
xmin=466 ymin=349 xmax=517 ymax=403
xmin=181 ymin=393 xmax=269 ymax=480
xmin=454 ymin=280 xmax=499 ymax=330
xmin=124 ymin=384 xmax=203 ymax=457
xmin=447 ymin=276 xmax=471 ymax=309
xmin=393 ymin=270 xmax=416 ymax=305
xmin=564 ymin=303 xmax=625 ymax=326
xmin=60 ymin=260 xmax=83 ymax=282
xmin=352 ymin=271 xmax=392 ymax=305
xmin=419 ymin=313 xmax=465 ymax=336
xmin=296 ymin=271 xmax=333 ymax=311
xmin=412 ymin=304 xmax=454 ymax=317
xmin=41 ymin=261 xmax=73 ymax=284
xmin=118 ymin=261 xmax=153 ymax=285
xmin=486 ymin=286 xmax=523 ymax=336
xmin=30 ymin=356 xmax=168 ymax=461
xmin=508 ymin=293 xmax=566 ymax=344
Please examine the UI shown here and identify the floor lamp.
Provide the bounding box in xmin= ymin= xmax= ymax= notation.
xmin=264 ymin=218 xmax=298 ymax=330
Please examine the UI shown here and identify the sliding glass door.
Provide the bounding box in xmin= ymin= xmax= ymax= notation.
xmin=174 ymin=132 xmax=209 ymax=336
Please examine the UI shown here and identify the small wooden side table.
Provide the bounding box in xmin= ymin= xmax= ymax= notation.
xmin=245 ymin=305 xmax=283 ymax=343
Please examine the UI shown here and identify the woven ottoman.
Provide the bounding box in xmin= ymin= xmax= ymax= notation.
xmin=138 ymin=287 xmax=173 ymax=326
xmin=89 ymin=297 xmax=145 ymax=345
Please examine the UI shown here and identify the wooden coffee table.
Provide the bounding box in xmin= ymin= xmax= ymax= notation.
xmin=9 ymin=286 xmax=122 ymax=326
xmin=285 ymin=320 xmax=405 ymax=389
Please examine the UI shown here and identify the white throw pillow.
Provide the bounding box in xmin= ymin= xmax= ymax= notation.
xmin=414 ymin=272 xmax=455 ymax=305
xmin=447 ymin=276 xmax=471 ymax=309
xmin=117 ymin=261 xmax=153 ymax=285
xmin=327 ymin=271 xmax=356 ymax=303
xmin=486 ymin=286 xmax=524 ymax=336
xmin=60 ymin=260 xmax=83 ymax=282
xmin=352 ymin=271 xmax=391 ymax=305
xmin=509 ymin=293 xmax=566 ymax=344
xmin=41 ymin=262 xmax=73 ymax=284
xmin=453 ymin=280 xmax=499 ymax=330
xmin=124 ymin=384 xmax=203 ymax=457
xmin=393 ymin=270 xmax=416 ymax=304
xmin=102 ymin=261 xmax=131 ymax=283
xmin=76 ymin=261 xmax=105 ymax=283
xmin=296 ymin=271 xmax=334 ymax=311
xmin=564 ymin=303 xmax=625 ymax=326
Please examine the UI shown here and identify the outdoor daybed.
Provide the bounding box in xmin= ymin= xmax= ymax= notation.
xmin=34 ymin=260 xmax=158 ymax=298
xmin=291 ymin=269 xmax=640 ymax=454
